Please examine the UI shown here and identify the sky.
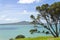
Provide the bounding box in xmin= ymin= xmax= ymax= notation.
xmin=0 ymin=0 xmax=60 ymax=23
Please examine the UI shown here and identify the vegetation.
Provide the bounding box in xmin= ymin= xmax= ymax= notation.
xmin=15 ymin=35 xmax=25 ymax=39
xmin=30 ymin=2 xmax=60 ymax=37
xmin=29 ymin=29 xmax=37 ymax=34
xmin=9 ymin=2 xmax=60 ymax=40
xmin=9 ymin=38 xmax=14 ymax=40
xmin=45 ymin=31 xmax=50 ymax=34
xmin=15 ymin=36 xmax=60 ymax=40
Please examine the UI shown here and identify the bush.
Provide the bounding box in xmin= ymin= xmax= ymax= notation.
xmin=29 ymin=29 xmax=37 ymax=34
xmin=45 ymin=31 xmax=50 ymax=34
xmin=15 ymin=35 xmax=25 ymax=39
xmin=37 ymin=31 xmax=40 ymax=33
xmin=9 ymin=38 xmax=14 ymax=40
xmin=42 ymin=30 xmax=45 ymax=33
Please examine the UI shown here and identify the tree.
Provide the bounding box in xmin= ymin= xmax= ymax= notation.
xmin=30 ymin=2 xmax=60 ymax=37
xmin=29 ymin=29 xmax=37 ymax=34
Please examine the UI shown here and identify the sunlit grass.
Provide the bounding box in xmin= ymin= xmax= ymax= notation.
xmin=15 ymin=36 xmax=60 ymax=40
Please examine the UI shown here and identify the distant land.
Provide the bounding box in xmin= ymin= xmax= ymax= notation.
xmin=0 ymin=21 xmax=31 ymax=25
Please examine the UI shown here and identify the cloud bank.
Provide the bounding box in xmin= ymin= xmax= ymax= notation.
xmin=18 ymin=0 xmax=41 ymax=4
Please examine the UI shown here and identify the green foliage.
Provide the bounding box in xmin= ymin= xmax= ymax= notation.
xmin=30 ymin=2 xmax=60 ymax=37
xmin=15 ymin=35 xmax=25 ymax=39
xmin=30 ymin=15 xmax=35 ymax=20
xmin=9 ymin=38 xmax=14 ymax=40
xmin=29 ymin=29 xmax=37 ymax=34
xmin=15 ymin=36 xmax=60 ymax=40
xmin=45 ymin=31 xmax=50 ymax=34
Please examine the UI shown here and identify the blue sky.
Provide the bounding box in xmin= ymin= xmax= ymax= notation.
xmin=0 ymin=0 xmax=60 ymax=23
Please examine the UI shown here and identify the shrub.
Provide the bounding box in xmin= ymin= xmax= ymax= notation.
xmin=45 ymin=31 xmax=50 ymax=34
xmin=29 ymin=29 xmax=37 ymax=34
xmin=9 ymin=38 xmax=14 ymax=40
xmin=15 ymin=35 xmax=25 ymax=39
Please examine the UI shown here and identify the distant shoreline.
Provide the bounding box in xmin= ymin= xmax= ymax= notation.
xmin=0 ymin=21 xmax=31 ymax=25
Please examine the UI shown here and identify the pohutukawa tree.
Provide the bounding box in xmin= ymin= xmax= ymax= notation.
xmin=30 ymin=2 xmax=60 ymax=37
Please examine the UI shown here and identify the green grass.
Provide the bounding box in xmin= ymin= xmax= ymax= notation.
xmin=15 ymin=36 xmax=60 ymax=40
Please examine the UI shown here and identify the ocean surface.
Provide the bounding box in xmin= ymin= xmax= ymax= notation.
xmin=0 ymin=25 xmax=51 ymax=40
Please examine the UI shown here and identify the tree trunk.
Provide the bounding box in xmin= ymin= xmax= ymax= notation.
xmin=55 ymin=23 xmax=59 ymax=37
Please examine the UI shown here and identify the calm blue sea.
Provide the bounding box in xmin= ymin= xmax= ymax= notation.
xmin=0 ymin=25 xmax=51 ymax=40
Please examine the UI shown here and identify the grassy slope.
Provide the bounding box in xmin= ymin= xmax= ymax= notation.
xmin=15 ymin=37 xmax=60 ymax=40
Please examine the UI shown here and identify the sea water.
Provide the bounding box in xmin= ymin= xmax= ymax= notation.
xmin=0 ymin=25 xmax=51 ymax=40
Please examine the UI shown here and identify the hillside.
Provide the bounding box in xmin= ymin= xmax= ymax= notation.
xmin=0 ymin=21 xmax=31 ymax=25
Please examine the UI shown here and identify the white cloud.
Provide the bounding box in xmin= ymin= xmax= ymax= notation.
xmin=20 ymin=10 xmax=39 ymax=14
xmin=24 ymin=10 xmax=27 ymax=13
xmin=0 ymin=15 xmax=7 ymax=20
xmin=22 ymin=10 xmax=31 ymax=14
xmin=5 ymin=18 xmax=13 ymax=21
xmin=18 ymin=0 xmax=35 ymax=4
xmin=17 ymin=0 xmax=41 ymax=4
xmin=5 ymin=18 xmax=19 ymax=21
xmin=1 ymin=15 xmax=7 ymax=18
xmin=0 ymin=15 xmax=20 ymax=23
